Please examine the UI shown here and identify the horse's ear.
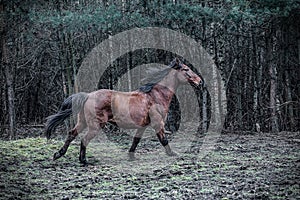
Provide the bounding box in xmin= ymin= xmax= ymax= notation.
xmin=170 ymin=58 xmax=182 ymax=69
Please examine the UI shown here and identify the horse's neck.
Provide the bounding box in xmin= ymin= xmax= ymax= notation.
xmin=157 ymin=70 xmax=179 ymax=94
xmin=150 ymin=71 xmax=178 ymax=106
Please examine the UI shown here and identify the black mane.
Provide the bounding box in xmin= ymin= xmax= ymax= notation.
xmin=139 ymin=68 xmax=172 ymax=93
xmin=139 ymin=59 xmax=182 ymax=93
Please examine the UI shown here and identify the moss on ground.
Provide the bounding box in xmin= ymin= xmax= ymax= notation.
xmin=0 ymin=132 xmax=299 ymax=199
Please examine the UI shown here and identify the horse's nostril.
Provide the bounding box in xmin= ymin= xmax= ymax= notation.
xmin=198 ymin=79 xmax=202 ymax=85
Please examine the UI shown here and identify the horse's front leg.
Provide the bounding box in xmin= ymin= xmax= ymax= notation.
xmin=150 ymin=109 xmax=177 ymax=156
xmin=128 ymin=128 xmax=146 ymax=160
xmin=156 ymin=127 xmax=177 ymax=156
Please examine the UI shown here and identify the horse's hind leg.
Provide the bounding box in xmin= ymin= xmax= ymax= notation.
xmin=53 ymin=118 xmax=86 ymax=160
xmin=128 ymin=128 xmax=146 ymax=160
xmin=79 ymin=117 xmax=106 ymax=164
xmin=79 ymin=128 xmax=99 ymax=164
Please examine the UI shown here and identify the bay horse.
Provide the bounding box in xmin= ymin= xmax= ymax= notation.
xmin=46 ymin=58 xmax=202 ymax=164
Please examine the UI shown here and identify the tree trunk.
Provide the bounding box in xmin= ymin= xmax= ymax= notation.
xmin=127 ymin=53 xmax=132 ymax=91
xmin=269 ymin=65 xmax=278 ymax=132
xmin=0 ymin=3 xmax=4 ymax=133
xmin=127 ymin=33 xmax=132 ymax=91
xmin=217 ymin=70 xmax=224 ymax=129
xmin=202 ymin=87 xmax=208 ymax=133
xmin=267 ymin=34 xmax=279 ymax=133
xmin=257 ymin=45 xmax=264 ymax=131
xmin=1 ymin=3 xmax=16 ymax=139
xmin=234 ymin=32 xmax=242 ymax=130
xmin=285 ymin=70 xmax=295 ymax=130
xmin=4 ymin=65 xmax=16 ymax=140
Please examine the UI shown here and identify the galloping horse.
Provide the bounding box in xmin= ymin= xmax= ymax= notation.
xmin=46 ymin=58 xmax=202 ymax=164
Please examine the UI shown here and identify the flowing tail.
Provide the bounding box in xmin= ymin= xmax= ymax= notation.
xmin=45 ymin=92 xmax=88 ymax=139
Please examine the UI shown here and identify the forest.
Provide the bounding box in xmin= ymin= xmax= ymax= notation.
xmin=0 ymin=0 xmax=299 ymax=199
xmin=1 ymin=0 xmax=300 ymax=138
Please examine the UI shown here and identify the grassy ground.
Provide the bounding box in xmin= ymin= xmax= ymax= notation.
xmin=0 ymin=130 xmax=299 ymax=199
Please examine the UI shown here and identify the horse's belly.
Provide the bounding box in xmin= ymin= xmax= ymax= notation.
xmin=111 ymin=107 xmax=150 ymax=129
xmin=111 ymin=119 xmax=148 ymax=129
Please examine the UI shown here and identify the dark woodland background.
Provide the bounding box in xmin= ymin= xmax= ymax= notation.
xmin=1 ymin=0 xmax=300 ymax=139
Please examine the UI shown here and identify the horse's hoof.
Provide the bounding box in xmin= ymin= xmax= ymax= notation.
xmin=166 ymin=151 xmax=177 ymax=157
xmin=79 ymin=159 xmax=88 ymax=166
xmin=53 ymin=152 xmax=62 ymax=160
xmin=128 ymin=152 xmax=137 ymax=161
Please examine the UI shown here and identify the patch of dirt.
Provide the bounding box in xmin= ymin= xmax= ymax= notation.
xmin=0 ymin=131 xmax=299 ymax=199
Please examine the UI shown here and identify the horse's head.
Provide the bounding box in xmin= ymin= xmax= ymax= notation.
xmin=170 ymin=58 xmax=202 ymax=87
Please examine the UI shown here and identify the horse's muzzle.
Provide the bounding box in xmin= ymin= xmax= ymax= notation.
xmin=190 ymin=77 xmax=203 ymax=89
xmin=195 ymin=77 xmax=203 ymax=86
